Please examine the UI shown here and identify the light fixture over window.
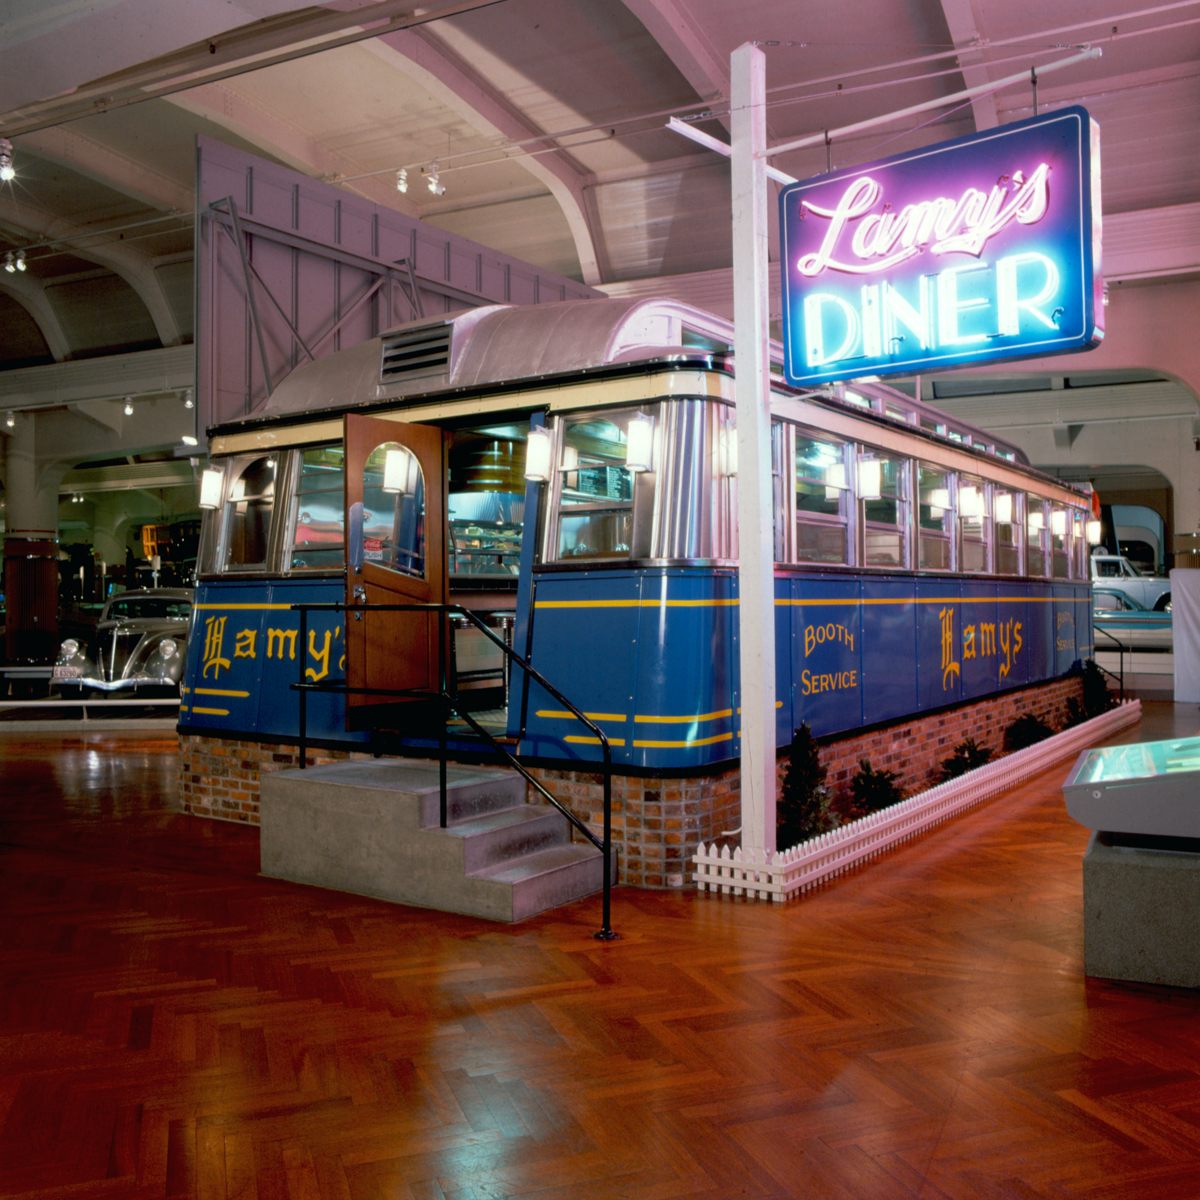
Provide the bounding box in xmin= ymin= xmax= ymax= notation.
xmin=625 ymin=413 xmax=655 ymax=473
xmin=524 ymin=427 xmax=553 ymax=482
xmin=824 ymin=462 xmax=847 ymax=501
xmin=857 ymin=457 xmax=882 ymax=501
xmin=0 ymin=138 xmax=13 ymax=183
xmin=199 ymin=467 xmax=224 ymax=510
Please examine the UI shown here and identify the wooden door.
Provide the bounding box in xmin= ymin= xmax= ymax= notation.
xmin=344 ymin=414 xmax=447 ymax=725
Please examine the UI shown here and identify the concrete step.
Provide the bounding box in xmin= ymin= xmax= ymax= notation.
xmin=260 ymin=758 xmax=609 ymax=923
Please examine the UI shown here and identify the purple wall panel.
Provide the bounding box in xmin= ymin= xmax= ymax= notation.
xmin=196 ymin=137 xmax=598 ymax=427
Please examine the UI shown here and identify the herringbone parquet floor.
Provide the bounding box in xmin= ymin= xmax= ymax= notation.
xmin=3 ymin=706 xmax=1200 ymax=1199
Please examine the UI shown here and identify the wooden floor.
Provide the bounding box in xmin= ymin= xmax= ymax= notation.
xmin=4 ymin=705 xmax=1200 ymax=1199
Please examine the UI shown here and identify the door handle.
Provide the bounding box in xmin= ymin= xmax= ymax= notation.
xmin=352 ymin=584 xmax=366 ymax=620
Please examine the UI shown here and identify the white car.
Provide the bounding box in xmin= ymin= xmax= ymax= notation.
xmin=51 ymin=588 xmax=193 ymax=697
xmin=1090 ymin=553 xmax=1172 ymax=612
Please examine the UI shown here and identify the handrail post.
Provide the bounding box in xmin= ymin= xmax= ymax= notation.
xmin=298 ymin=605 xmax=309 ymax=769
xmin=595 ymin=741 xmax=617 ymax=940
xmin=438 ymin=603 xmax=448 ymax=828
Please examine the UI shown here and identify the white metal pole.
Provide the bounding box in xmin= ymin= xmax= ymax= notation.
xmin=731 ymin=42 xmax=776 ymax=856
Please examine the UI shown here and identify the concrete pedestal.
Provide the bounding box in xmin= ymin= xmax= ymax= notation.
xmin=1083 ymin=830 xmax=1200 ymax=988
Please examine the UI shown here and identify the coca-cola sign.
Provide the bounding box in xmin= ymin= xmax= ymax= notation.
xmin=779 ymin=107 xmax=1103 ymax=386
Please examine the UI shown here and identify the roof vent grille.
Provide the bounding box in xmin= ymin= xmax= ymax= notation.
xmin=380 ymin=323 xmax=451 ymax=383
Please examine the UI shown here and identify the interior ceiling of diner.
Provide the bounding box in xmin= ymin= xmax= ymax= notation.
xmin=0 ymin=0 xmax=1198 ymax=496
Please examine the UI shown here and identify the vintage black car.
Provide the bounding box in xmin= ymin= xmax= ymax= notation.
xmin=51 ymin=588 xmax=193 ymax=697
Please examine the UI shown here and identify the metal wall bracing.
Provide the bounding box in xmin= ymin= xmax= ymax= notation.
xmin=195 ymin=136 xmax=599 ymax=431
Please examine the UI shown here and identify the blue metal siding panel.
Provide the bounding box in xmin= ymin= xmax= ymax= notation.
xmin=788 ymin=575 xmax=864 ymax=737
xmin=859 ymin=577 xmax=919 ymax=726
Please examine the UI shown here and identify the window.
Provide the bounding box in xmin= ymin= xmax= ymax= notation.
xmin=859 ymin=448 xmax=908 ymax=567
xmin=795 ymin=433 xmax=850 ymax=565
xmin=958 ymin=473 xmax=988 ymax=573
xmin=993 ymin=490 xmax=1021 ymax=575
xmin=1026 ymin=495 xmax=1048 ymax=578
xmin=448 ymin=425 xmax=528 ymax=579
xmin=290 ymin=445 xmax=345 ymax=570
xmin=553 ymin=409 xmax=648 ymax=560
xmin=360 ymin=443 xmax=425 ymax=578
xmin=221 ymin=454 xmax=277 ymax=569
xmin=917 ymin=464 xmax=952 ymax=571
xmin=1050 ymin=505 xmax=1071 ymax=578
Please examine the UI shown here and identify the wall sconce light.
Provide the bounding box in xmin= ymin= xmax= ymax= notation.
xmin=824 ymin=462 xmax=847 ymax=501
xmin=382 ymin=446 xmax=419 ymax=495
xmin=993 ymin=492 xmax=1013 ymax=524
xmin=625 ymin=413 xmax=655 ymax=473
xmin=1050 ymin=509 xmax=1068 ymax=537
xmin=0 ymin=138 xmax=13 ymax=182
xmin=959 ymin=485 xmax=984 ymax=520
xmin=199 ymin=467 xmax=224 ymax=509
xmin=857 ymin=458 xmax=881 ymax=500
xmin=524 ymin=426 xmax=553 ymax=482
xmin=1086 ymin=518 xmax=1102 ymax=545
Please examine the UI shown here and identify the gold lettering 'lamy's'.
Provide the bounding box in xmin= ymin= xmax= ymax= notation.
xmin=796 ymin=164 xmax=1051 ymax=277
xmin=201 ymin=615 xmax=231 ymax=679
xmin=939 ymin=606 xmax=960 ymax=690
xmin=306 ymin=626 xmax=341 ymax=682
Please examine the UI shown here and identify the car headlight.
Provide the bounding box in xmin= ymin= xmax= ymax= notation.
xmin=157 ymin=638 xmax=178 ymax=660
xmin=60 ymin=638 xmax=79 ymax=657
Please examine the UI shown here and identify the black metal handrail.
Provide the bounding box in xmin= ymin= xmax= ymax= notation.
xmin=290 ymin=600 xmax=616 ymax=940
xmin=1091 ymin=625 xmax=1127 ymax=701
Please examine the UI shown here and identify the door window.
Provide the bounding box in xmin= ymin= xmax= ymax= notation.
xmin=361 ymin=442 xmax=426 ymax=578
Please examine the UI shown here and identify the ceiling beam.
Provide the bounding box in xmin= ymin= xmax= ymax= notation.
xmin=938 ymin=0 xmax=998 ymax=130
xmin=372 ymin=29 xmax=605 ymax=283
xmin=0 ymin=196 xmax=183 ymax=347
xmin=0 ymin=272 xmax=72 ymax=361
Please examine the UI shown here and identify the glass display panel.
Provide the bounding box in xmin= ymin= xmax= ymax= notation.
xmin=361 ymin=442 xmax=425 ymax=578
xmin=291 ymin=444 xmax=345 ymax=570
xmin=223 ymin=455 xmax=276 ymax=569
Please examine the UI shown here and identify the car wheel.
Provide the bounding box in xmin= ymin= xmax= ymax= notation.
xmin=1156 ymin=595 xmax=1172 ymax=612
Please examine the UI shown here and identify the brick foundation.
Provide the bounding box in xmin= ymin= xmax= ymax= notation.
xmin=180 ymin=675 xmax=1084 ymax=888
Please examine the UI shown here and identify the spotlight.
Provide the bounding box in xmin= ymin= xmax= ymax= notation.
xmin=183 ymin=389 xmax=194 ymax=409
xmin=14 ymin=249 xmax=24 ymax=272
xmin=4 ymin=411 xmax=14 ymax=428
xmin=0 ymin=138 xmax=13 ymax=183
xmin=426 ymin=162 xmax=444 ymax=196
xmin=181 ymin=435 xmax=198 ymax=447
xmin=123 ymin=397 xmax=134 ymax=416
xmin=3 ymin=252 xmax=13 ymax=273
xmin=396 ymin=167 xmax=408 ymax=193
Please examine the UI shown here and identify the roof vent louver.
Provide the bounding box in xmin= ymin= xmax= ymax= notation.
xmin=380 ymin=322 xmax=452 ymax=384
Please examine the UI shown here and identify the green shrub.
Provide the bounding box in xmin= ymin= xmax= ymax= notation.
xmin=1065 ymin=658 xmax=1117 ymax=726
xmin=849 ymin=758 xmax=904 ymax=815
xmin=939 ymin=737 xmax=992 ymax=781
xmin=1003 ymin=712 xmax=1054 ymax=751
xmin=778 ymin=723 xmax=836 ymax=847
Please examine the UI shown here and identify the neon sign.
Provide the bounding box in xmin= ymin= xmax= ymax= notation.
xmin=780 ymin=107 xmax=1103 ymax=387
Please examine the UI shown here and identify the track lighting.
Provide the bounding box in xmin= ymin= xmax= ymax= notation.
xmin=123 ymin=397 xmax=134 ymax=416
xmin=426 ymin=162 xmax=444 ymax=196
xmin=4 ymin=412 xmax=14 ymax=428
xmin=3 ymin=252 xmax=13 ymax=273
xmin=183 ymin=389 xmax=194 ymax=409
xmin=0 ymin=138 xmax=13 ymax=183
xmin=396 ymin=167 xmax=408 ymax=193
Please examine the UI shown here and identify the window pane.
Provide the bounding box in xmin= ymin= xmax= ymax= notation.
xmin=554 ymin=411 xmax=644 ymax=559
xmin=958 ymin=473 xmax=988 ymax=573
xmin=1027 ymin=495 xmax=1048 ymax=577
xmin=291 ymin=444 xmax=345 ymax=570
xmin=861 ymin=451 xmax=907 ymax=567
xmin=797 ymin=521 xmax=848 ymax=564
xmin=224 ymin=455 xmax=276 ymax=568
xmin=362 ymin=443 xmax=425 ymax=578
xmin=918 ymin=464 xmax=951 ymax=571
xmin=449 ymin=427 xmax=527 ymax=578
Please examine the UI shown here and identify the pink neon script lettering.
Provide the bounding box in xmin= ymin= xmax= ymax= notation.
xmin=795 ymin=164 xmax=1052 ymax=277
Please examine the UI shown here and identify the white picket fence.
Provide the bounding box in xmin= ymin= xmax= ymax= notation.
xmin=692 ymin=700 xmax=1143 ymax=902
